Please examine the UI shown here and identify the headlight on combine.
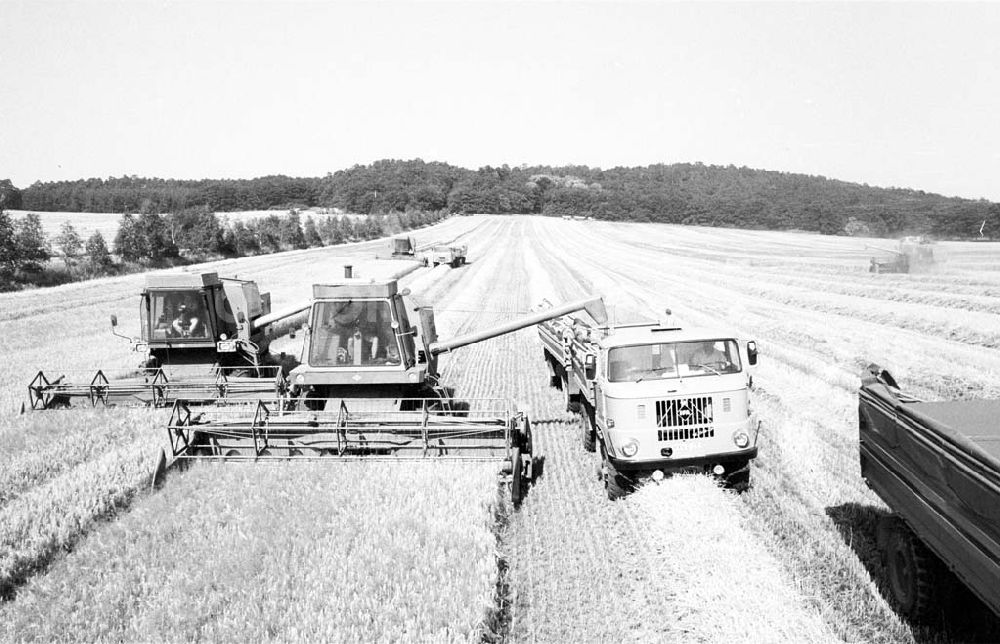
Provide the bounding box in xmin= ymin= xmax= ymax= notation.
xmin=733 ymin=431 xmax=750 ymax=449
xmin=621 ymin=438 xmax=639 ymax=457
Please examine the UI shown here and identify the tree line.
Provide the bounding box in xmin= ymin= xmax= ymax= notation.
xmin=0 ymin=206 xmax=443 ymax=292
xmin=7 ymin=160 xmax=1000 ymax=239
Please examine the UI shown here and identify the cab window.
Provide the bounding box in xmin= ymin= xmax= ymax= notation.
xmin=310 ymin=299 xmax=402 ymax=367
xmin=607 ymin=339 xmax=741 ymax=382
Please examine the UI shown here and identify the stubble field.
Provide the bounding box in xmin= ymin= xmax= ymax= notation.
xmin=1 ymin=214 xmax=998 ymax=642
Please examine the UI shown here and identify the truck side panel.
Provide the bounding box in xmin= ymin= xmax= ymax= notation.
xmin=860 ymin=383 xmax=1000 ymax=616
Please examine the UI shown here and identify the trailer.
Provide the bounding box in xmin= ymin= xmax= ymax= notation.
xmin=539 ymin=307 xmax=759 ymax=499
xmin=430 ymin=244 xmax=467 ymax=268
xmin=859 ymin=365 xmax=1000 ymax=621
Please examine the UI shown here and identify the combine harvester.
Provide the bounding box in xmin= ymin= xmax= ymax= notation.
xmin=26 ymin=272 xmax=308 ymax=410
xmin=868 ymin=236 xmax=937 ymax=274
xmin=538 ymin=306 xmax=760 ymax=499
xmin=859 ymin=365 xmax=1000 ymax=621
xmin=165 ymin=269 xmax=607 ymax=506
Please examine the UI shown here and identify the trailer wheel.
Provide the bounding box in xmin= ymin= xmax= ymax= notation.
xmin=511 ymin=447 xmax=524 ymax=508
xmin=563 ymin=376 xmax=581 ymax=413
xmin=885 ymin=520 xmax=940 ymax=622
xmin=581 ymin=408 xmax=597 ymax=453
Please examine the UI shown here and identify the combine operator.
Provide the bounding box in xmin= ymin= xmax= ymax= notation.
xmin=314 ymin=300 xmax=399 ymax=366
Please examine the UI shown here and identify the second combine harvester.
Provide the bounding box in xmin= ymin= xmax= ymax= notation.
xmin=166 ymin=269 xmax=607 ymax=507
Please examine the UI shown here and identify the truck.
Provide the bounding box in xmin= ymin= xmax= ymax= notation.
xmin=858 ymin=364 xmax=1000 ymax=621
xmin=430 ymin=244 xmax=467 ymax=268
xmin=538 ymin=307 xmax=760 ymax=499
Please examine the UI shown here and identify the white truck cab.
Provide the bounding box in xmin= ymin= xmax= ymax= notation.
xmin=540 ymin=318 xmax=759 ymax=499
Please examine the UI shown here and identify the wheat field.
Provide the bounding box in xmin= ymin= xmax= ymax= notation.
xmin=1 ymin=215 xmax=998 ymax=642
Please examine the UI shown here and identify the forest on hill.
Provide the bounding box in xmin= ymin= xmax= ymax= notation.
xmin=4 ymin=160 xmax=999 ymax=239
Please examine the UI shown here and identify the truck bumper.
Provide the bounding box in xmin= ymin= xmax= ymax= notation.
xmin=608 ymin=447 xmax=757 ymax=479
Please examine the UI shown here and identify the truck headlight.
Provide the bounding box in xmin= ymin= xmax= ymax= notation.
xmin=621 ymin=439 xmax=639 ymax=457
xmin=733 ymin=431 xmax=750 ymax=449
xmin=133 ymin=342 xmax=148 ymax=353
xmin=607 ymin=418 xmax=615 ymax=428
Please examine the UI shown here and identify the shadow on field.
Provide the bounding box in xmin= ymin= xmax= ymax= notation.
xmin=826 ymin=503 xmax=1000 ymax=643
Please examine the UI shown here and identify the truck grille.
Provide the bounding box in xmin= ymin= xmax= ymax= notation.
xmin=658 ymin=426 xmax=715 ymax=441
xmin=655 ymin=397 xmax=714 ymax=441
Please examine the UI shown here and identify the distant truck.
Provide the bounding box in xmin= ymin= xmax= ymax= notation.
xmin=390 ymin=236 xmax=418 ymax=258
xmin=859 ymin=365 xmax=1000 ymax=622
xmin=539 ymin=308 xmax=760 ymax=499
xmin=430 ymin=244 xmax=467 ymax=268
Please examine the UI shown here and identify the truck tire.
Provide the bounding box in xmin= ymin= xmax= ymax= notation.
xmin=563 ymin=376 xmax=582 ymax=413
xmin=884 ymin=519 xmax=940 ymax=622
xmin=581 ymin=408 xmax=597 ymax=453
xmin=601 ymin=445 xmax=629 ymax=501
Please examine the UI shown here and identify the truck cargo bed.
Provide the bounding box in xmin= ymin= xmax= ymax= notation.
xmin=859 ymin=372 xmax=1000 ymax=617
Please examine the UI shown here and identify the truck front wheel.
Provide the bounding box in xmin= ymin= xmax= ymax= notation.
xmin=601 ymin=445 xmax=630 ymax=501
xmin=884 ymin=519 xmax=940 ymax=622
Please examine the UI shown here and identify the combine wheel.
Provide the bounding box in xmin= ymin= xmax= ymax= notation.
xmin=511 ymin=447 xmax=524 ymax=508
xmin=883 ymin=518 xmax=941 ymax=622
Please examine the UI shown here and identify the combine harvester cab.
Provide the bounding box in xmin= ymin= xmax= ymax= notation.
xmin=539 ymin=307 xmax=760 ymax=499
xmin=859 ymin=365 xmax=1000 ymax=622
xmin=165 ymin=274 xmax=606 ymax=507
xmin=27 ymin=272 xmax=306 ymax=410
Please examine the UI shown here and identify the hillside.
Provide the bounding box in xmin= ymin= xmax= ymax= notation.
xmin=6 ymin=160 xmax=999 ymax=239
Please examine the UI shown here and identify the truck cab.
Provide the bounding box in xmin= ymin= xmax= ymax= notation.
xmin=540 ymin=318 xmax=759 ymax=498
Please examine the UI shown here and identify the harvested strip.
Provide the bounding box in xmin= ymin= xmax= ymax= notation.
xmin=629 ymin=477 xmax=839 ymax=643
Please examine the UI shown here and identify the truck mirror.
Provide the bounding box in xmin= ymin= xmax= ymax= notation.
xmin=584 ymin=354 xmax=597 ymax=379
xmin=747 ymin=341 xmax=758 ymax=366
xmin=110 ymin=314 xmax=118 ymax=327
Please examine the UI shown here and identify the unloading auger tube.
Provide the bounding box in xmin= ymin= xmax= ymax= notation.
xmin=419 ymin=295 xmax=608 ymax=378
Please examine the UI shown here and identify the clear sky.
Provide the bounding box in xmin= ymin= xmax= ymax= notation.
xmin=2 ymin=1 xmax=999 ymax=200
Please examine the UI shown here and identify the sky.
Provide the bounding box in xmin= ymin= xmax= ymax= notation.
xmin=2 ymin=1 xmax=1000 ymax=201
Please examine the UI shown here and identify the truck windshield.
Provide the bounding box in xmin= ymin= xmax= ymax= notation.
xmin=309 ymin=299 xmax=402 ymax=367
xmin=149 ymin=290 xmax=211 ymax=341
xmin=607 ymin=339 xmax=742 ymax=382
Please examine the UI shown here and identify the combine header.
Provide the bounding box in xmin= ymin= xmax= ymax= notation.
xmin=27 ymin=272 xmax=307 ymax=410
xmin=164 ymin=274 xmax=607 ymax=506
